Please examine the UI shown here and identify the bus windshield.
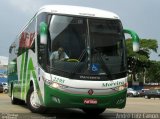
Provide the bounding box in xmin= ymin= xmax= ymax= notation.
xmin=46 ymin=15 xmax=126 ymax=79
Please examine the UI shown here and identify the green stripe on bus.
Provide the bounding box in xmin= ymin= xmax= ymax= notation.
xmin=22 ymin=51 xmax=28 ymax=99
xmin=20 ymin=53 xmax=25 ymax=99
xmin=27 ymin=58 xmax=43 ymax=104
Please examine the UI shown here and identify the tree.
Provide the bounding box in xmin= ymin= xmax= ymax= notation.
xmin=146 ymin=61 xmax=160 ymax=83
xmin=126 ymin=39 xmax=158 ymax=82
xmin=126 ymin=39 xmax=158 ymax=61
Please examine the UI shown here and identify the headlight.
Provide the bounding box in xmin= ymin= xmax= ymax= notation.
xmin=43 ymin=77 xmax=52 ymax=85
xmin=52 ymin=82 xmax=60 ymax=88
xmin=115 ymin=83 xmax=128 ymax=91
xmin=51 ymin=82 xmax=67 ymax=89
xmin=42 ymin=76 xmax=67 ymax=89
xmin=118 ymin=85 xmax=125 ymax=91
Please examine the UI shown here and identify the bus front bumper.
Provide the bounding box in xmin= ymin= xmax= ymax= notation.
xmin=44 ymin=84 xmax=127 ymax=109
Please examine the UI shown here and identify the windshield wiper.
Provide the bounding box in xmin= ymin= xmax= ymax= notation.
xmin=68 ymin=49 xmax=88 ymax=78
xmin=94 ymin=49 xmax=113 ymax=80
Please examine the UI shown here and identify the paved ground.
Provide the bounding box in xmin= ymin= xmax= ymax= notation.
xmin=108 ymin=97 xmax=160 ymax=113
xmin=0 ymin=93 xmax=160 ymax=119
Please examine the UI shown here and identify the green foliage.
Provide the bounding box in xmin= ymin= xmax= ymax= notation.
xmin=126 ymin=39 xmax=158 ymax=62
xmin=140 ymin=39 xmax=158 ymax=52
xmin=146 ymin=61 xmax=160 ymax=83
xmin=126 ymin=38 xmax=159 ymax=82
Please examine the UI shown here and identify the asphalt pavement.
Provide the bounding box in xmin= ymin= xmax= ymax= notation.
xmin=0 ymin=93 xmax=160 ymax=119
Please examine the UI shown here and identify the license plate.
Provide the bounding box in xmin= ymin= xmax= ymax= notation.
xmin=84 ymin=99 xmax=98 ymax=104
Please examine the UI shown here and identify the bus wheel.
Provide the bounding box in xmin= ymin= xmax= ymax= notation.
xmin=27 ymin=86 xmax=46 ymax=113
xmin=11 ymin=87 xmax=19 ymax=104
xmin=129 ymin=93 xmax=133 ymax=97
xmin=82 ymin=108 xmax=106 ymax=115
xmin=147 ymin=96 xmax=151 ymax=99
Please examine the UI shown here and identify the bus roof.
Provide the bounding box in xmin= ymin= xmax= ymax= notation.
xmin=38 ymin=5 xmax=120 ymax=19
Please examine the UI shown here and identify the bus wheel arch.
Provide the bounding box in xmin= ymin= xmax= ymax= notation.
xmin=26 ymin=85 xmax=46 ymax=113
xmin=11 ymin=83 xmax=19 ymax=104
xmin=30 ymin=80 xmax=33 ymax=88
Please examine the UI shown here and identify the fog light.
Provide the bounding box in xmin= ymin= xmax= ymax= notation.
xmin=52 ymin=97 xmax=61 ymax=103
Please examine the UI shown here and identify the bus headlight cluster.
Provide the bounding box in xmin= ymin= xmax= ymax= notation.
xmin=51 ymin=82 xmax=67 ymax=89
xmin=44 ymin=79 xmax=52 ymax=85
xmin=115 ymin=83 xmax=128 ymax=91
xmin=42 ymin=77 xmax=67 ymax=89
xmin=52 ymin=82 xmax=59 ymax=88
xmin=117 ymin=85 xmax=125 ymax=91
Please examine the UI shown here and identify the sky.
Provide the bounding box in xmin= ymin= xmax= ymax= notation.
xmin=0 ymin=0 xmax=160 ymax=60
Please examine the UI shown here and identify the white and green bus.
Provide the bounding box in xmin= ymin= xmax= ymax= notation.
xmin=8 ymin=5 xmax=139 ymax=115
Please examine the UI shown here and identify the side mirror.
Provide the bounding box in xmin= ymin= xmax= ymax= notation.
xmin=123 ymin=29 xmax=140 ymax=52
xmin=40 ymin=22 xmax=47 ymax=44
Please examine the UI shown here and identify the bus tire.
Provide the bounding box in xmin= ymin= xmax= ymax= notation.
xmin=11 ymin=87 xmax=19 ymax=104
xmin=26 ymin=86 xmax=46 ymax=113
xmin=82 ymin=108 xmax=106 ymax=115
xmin=129 ymin=93 xmax=133 ymax=97
xmin=147 ymin=96 xmax=151 ymax=99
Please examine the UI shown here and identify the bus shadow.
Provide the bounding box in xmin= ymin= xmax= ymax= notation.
xmin=39 ymin=108 xmax=108 ymax=119
xmin=15 ymin=104 xmax=113 ymax=119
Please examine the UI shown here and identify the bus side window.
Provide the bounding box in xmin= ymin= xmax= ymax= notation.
xmin=37 ymin=13 xmax=50 ymax=70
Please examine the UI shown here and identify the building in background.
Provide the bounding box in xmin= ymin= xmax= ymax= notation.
xmin=0 ymin=56 xmax=8 ymax=70
xmin=0 ymin=56 xmax=8 ymax=83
